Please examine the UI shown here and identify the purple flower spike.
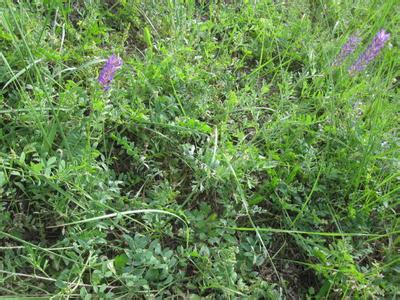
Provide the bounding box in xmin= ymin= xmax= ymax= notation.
xmin=98 ymin=54 xmax=123 ymax=91
xmin=332 ymin=33 xmax=361 ymax=66
xmin=349 ymin=29 xmax=390 ymax=74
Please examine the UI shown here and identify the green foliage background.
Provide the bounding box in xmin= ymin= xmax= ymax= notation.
xmin=0 ymin=0 xmax=399 ymax=298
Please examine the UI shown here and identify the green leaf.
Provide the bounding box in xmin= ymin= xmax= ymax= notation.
xmin=114 ymin=254 xmax=129 ymax=271
xmin=0 ymin=172 xmax=7 ymax=187
xmin=143 ymin=27 xmax=153 ymax=49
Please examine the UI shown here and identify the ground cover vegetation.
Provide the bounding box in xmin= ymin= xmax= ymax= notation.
xmin=0 ymin=0 xmax=399 ymax=298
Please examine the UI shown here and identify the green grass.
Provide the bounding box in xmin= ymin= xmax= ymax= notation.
xmin=0 ymin=0 xmax=399 ymax=298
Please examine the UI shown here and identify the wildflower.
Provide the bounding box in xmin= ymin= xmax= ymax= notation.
xmin=98 ymin=54 xmax=123 ymax=90
xmin=349 ymin=29 xmax=390 ymax=74
xmin=332 ymin=33 xmax=361 ymax=66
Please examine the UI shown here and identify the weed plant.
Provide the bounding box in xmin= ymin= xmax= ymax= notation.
xmin=0 ymin=0 xmax=399 ymax=298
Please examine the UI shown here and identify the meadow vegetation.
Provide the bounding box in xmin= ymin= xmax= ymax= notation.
xmin=0 ymin=0 xmax=399 ymax=298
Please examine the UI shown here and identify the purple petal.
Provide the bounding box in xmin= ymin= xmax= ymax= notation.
xmin=98 ymin=54 xmax=123 ymax=91
xmin=332 ymin=33 xmax=361 ymax=66
xmin=349 ymin=29 xmax=390 ymax=74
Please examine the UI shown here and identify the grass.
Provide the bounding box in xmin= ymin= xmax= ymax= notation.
xmin=0 ymin=0 xmax=399 ymax=298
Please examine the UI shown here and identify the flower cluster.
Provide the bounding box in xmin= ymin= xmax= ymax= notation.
xmin=98 ymin=54 xmax=123 ymax=91
xmin=332 ymin=33 xmax=361 ymax=66
xmin=332 ymin=29 xmax=390 ymax=74
xmin=349 ymin=30 xmax=390 ymax=73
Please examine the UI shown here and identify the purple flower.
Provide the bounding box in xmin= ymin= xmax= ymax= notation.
xmin=332 ymin=33 xmax=361 ymax=66
xmin=98 ymin=54 xmax=123 ymax=91
xmin=349 ymin=29 xmax=390 ymax=74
